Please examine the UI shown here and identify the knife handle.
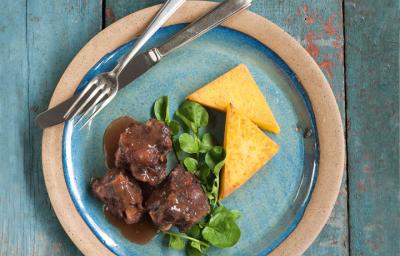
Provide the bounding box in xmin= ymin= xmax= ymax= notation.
xmin=157 ymin=0 xmax=252 ymax=57
xmin=115 ymin=0 xmax=185 ymax=74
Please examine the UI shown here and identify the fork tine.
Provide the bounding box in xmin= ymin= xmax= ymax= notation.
xmin=79 ymin=91 xmax=116 ymax=129
xmin=64 ymin=78 xmax=98 ymax=119
xmin=74 ymin=88 xmax=110 ymax=128
xmin=69 ymin=85 xmax=103 ymax=121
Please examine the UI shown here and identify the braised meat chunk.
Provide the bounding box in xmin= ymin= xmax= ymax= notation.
xmin=146 ymin=165 xmax=211 ymax=231
xmin=115 ymin=119 xmax=172 ymax=186
xmin=92 ymin=169 xmax=144 ymax=224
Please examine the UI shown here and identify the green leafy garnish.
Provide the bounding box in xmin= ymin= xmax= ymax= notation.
xmin=153 ymin=96 xmax=180 ymax=136
xmin=190 ymin=241 xmax=203 ymax=251
xmin=168 ymin=120 xmax=181 ymax=135
xmin=199 ymin=133 xmax=216 ymax=153
xmin=205 ymin=146 xmax=225 ymax=171
xmin=169 ymin=235 xmax=185 ymax=250
xmin=164 ymin=231 xmax=209 ymax=247
xmin=202 ymin=206 xmax=241 ymax=248
xmin=187 ymin=246 xmax=203 ymax=256
xmin=198 ymin=164 xmax=211 ymax=184
xmin=184 ymin=157 xmax=198 ymax=173
xmin=189 ymin=241 xmax=204 ymax=255
xmin=154 ymin=96 xmax=241 ymax=255
xmin=154 ymin=96 xmax=170 ymax=123
xmin=179 ymin=133 xmax=199 ymax=154
xmin=186 ymin=224 xmax=202 ymax=239
xmin=176 ymin=101 xmax=209 ymax=135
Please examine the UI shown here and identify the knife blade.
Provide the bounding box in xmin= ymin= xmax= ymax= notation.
xmin=36 ymin=0 xmax=252 ymax=128
xmin=36 ymin=51 xmax=159 ymax=128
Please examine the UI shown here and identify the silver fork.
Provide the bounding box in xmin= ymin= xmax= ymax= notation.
xmin=64 ymin=0 xmax=186 ymax=128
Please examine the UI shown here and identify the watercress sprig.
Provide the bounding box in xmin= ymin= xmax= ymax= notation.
xmin=154 ymin=96 xmax=180 ymax=135
xmin=153 ymin=96 xmax=241 ymax=255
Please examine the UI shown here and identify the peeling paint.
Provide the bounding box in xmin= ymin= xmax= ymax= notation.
xmin=332 ymin=35 xmax=343 ymax=49
xmin=296 ymin=7 xmax=344 ymax=71
xmin=319 ymin=55 xmax=334 ymax=79
xmin=316 ymin=238 xmax=340 ymax=248
xmin=297 ymin=4 xmax=317 ymax=25
xmin=306 ymin=16 xmax=315 ymax=25
xmin=305 ymin=30 xmax=320 ymax=59
xmin=296 ymin=37 xmax=337 ymax=47
xmin=325 ymin=15 xmax=336 ymax=35
xmin=303 ymin=4 xmax=309 ymax=14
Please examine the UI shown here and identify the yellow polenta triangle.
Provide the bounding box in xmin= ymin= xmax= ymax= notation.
xmin=187 ymin=64 xmax=280 ymax=133
xmin=220 ymin=105 xmax=279 ymax=199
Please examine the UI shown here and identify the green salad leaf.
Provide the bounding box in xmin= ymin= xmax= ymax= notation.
xmin=154 ymin=96 xmax=181 ymax=136
xmin=168 ymin=120 xmax=181 ymax=136
xmin=205 ymin=146 xmax=225 ymax=171
xmin=190 ymin=241 xmax=203 ymax=252
xmin=199 ymin=133 xmax=216 ymax=153
xmin=187 ymin=246 xmax=203 ymax=256
xmin=198 ymin=164 xmax=211 ymax=184
xmin=169 ymin=235 xmax=185 ymax=250
xmin=184 ymin=157 xmax=198 ymax=173
xmin=202 ymin=206 xmax=241 ymax=248
xmin=176 ymin=101 xmax=209 ymax=134
xmin=153 ymin=96 xmax=241 ymax=255
xmin=186 ymin=224 xmax=202 ymax=239
xmin=154 ymin=96 xmax=171 ymax=123
xmin=179 ymin=133 xmax=199 ymax=154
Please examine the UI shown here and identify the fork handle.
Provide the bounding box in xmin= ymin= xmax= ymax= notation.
xmin=115 ymin=0 xmax=186 ymax=75
xmin=157 ymin=0 xmax=252 ymax=57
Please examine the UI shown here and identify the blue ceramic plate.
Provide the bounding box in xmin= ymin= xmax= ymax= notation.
xmin=63 ymin=25 xmax=318 ymax=256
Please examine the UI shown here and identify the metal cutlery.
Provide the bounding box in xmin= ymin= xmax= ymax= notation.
xmin=36 ymin=0 xmax=252 ymax=129
xmin=64 ymin=0 xmax=186 ymax=128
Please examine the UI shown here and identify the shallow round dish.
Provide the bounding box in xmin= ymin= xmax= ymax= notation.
xmin=42 ymin=2 xmax=344 ymax=256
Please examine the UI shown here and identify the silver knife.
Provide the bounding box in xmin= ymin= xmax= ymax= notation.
xmin=36 ymin=0 xmax=252 ymax=128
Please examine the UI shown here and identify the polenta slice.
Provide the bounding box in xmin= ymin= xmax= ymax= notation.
xmin=220 ymin=104 xmax=279 ymax=199
xmin=187 ymin=64 xmax=280 ymax=133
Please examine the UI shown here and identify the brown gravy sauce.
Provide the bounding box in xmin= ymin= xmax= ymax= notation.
xmin=103 ymin=116 xmax=158 ymax=244
xmin=104 ymin=209 xmax=158 ymax=245
xmin=103 ymin=116 xmax=138 ymax=169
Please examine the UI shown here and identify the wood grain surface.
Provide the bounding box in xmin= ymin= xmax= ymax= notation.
xmin=0 ymin=1 xmax=101 ymax=255
xmin=344 ymin=0 xmax=399 ymax=255
xmin=0 ymin=0 xmax=397 ymax=255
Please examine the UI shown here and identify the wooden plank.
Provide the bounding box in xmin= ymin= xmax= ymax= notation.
xmin=105 ymin=1 xmax=348 ymax=255
xmin=26 ymin=2 xmax=101 ymax=254
xmin=0 ymin=1 xmax=29 ymax=255
xmin=0 ymin=0 xmax=101 ymax=255
xmin=344 ymin=0 xmax=399 ymax=255
xmin=105 ymin=0 xmax=163 ymax=26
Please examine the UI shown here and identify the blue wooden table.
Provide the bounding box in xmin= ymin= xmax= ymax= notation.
xmin=0 ymin=1 xmax=398 ymax=255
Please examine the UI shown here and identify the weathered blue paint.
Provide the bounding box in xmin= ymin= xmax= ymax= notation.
xmin=0 ymin=1 xmax=29 ymax=255
xmin=0 ymin=0 xmax=100 ymax=255
xmin=345 ymin=0 xmax=399 ymax=255
xmin=26 ymin=1 xmax=101 ymax=254
xmin=105 ymin=0 xmax=164 ymax=26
